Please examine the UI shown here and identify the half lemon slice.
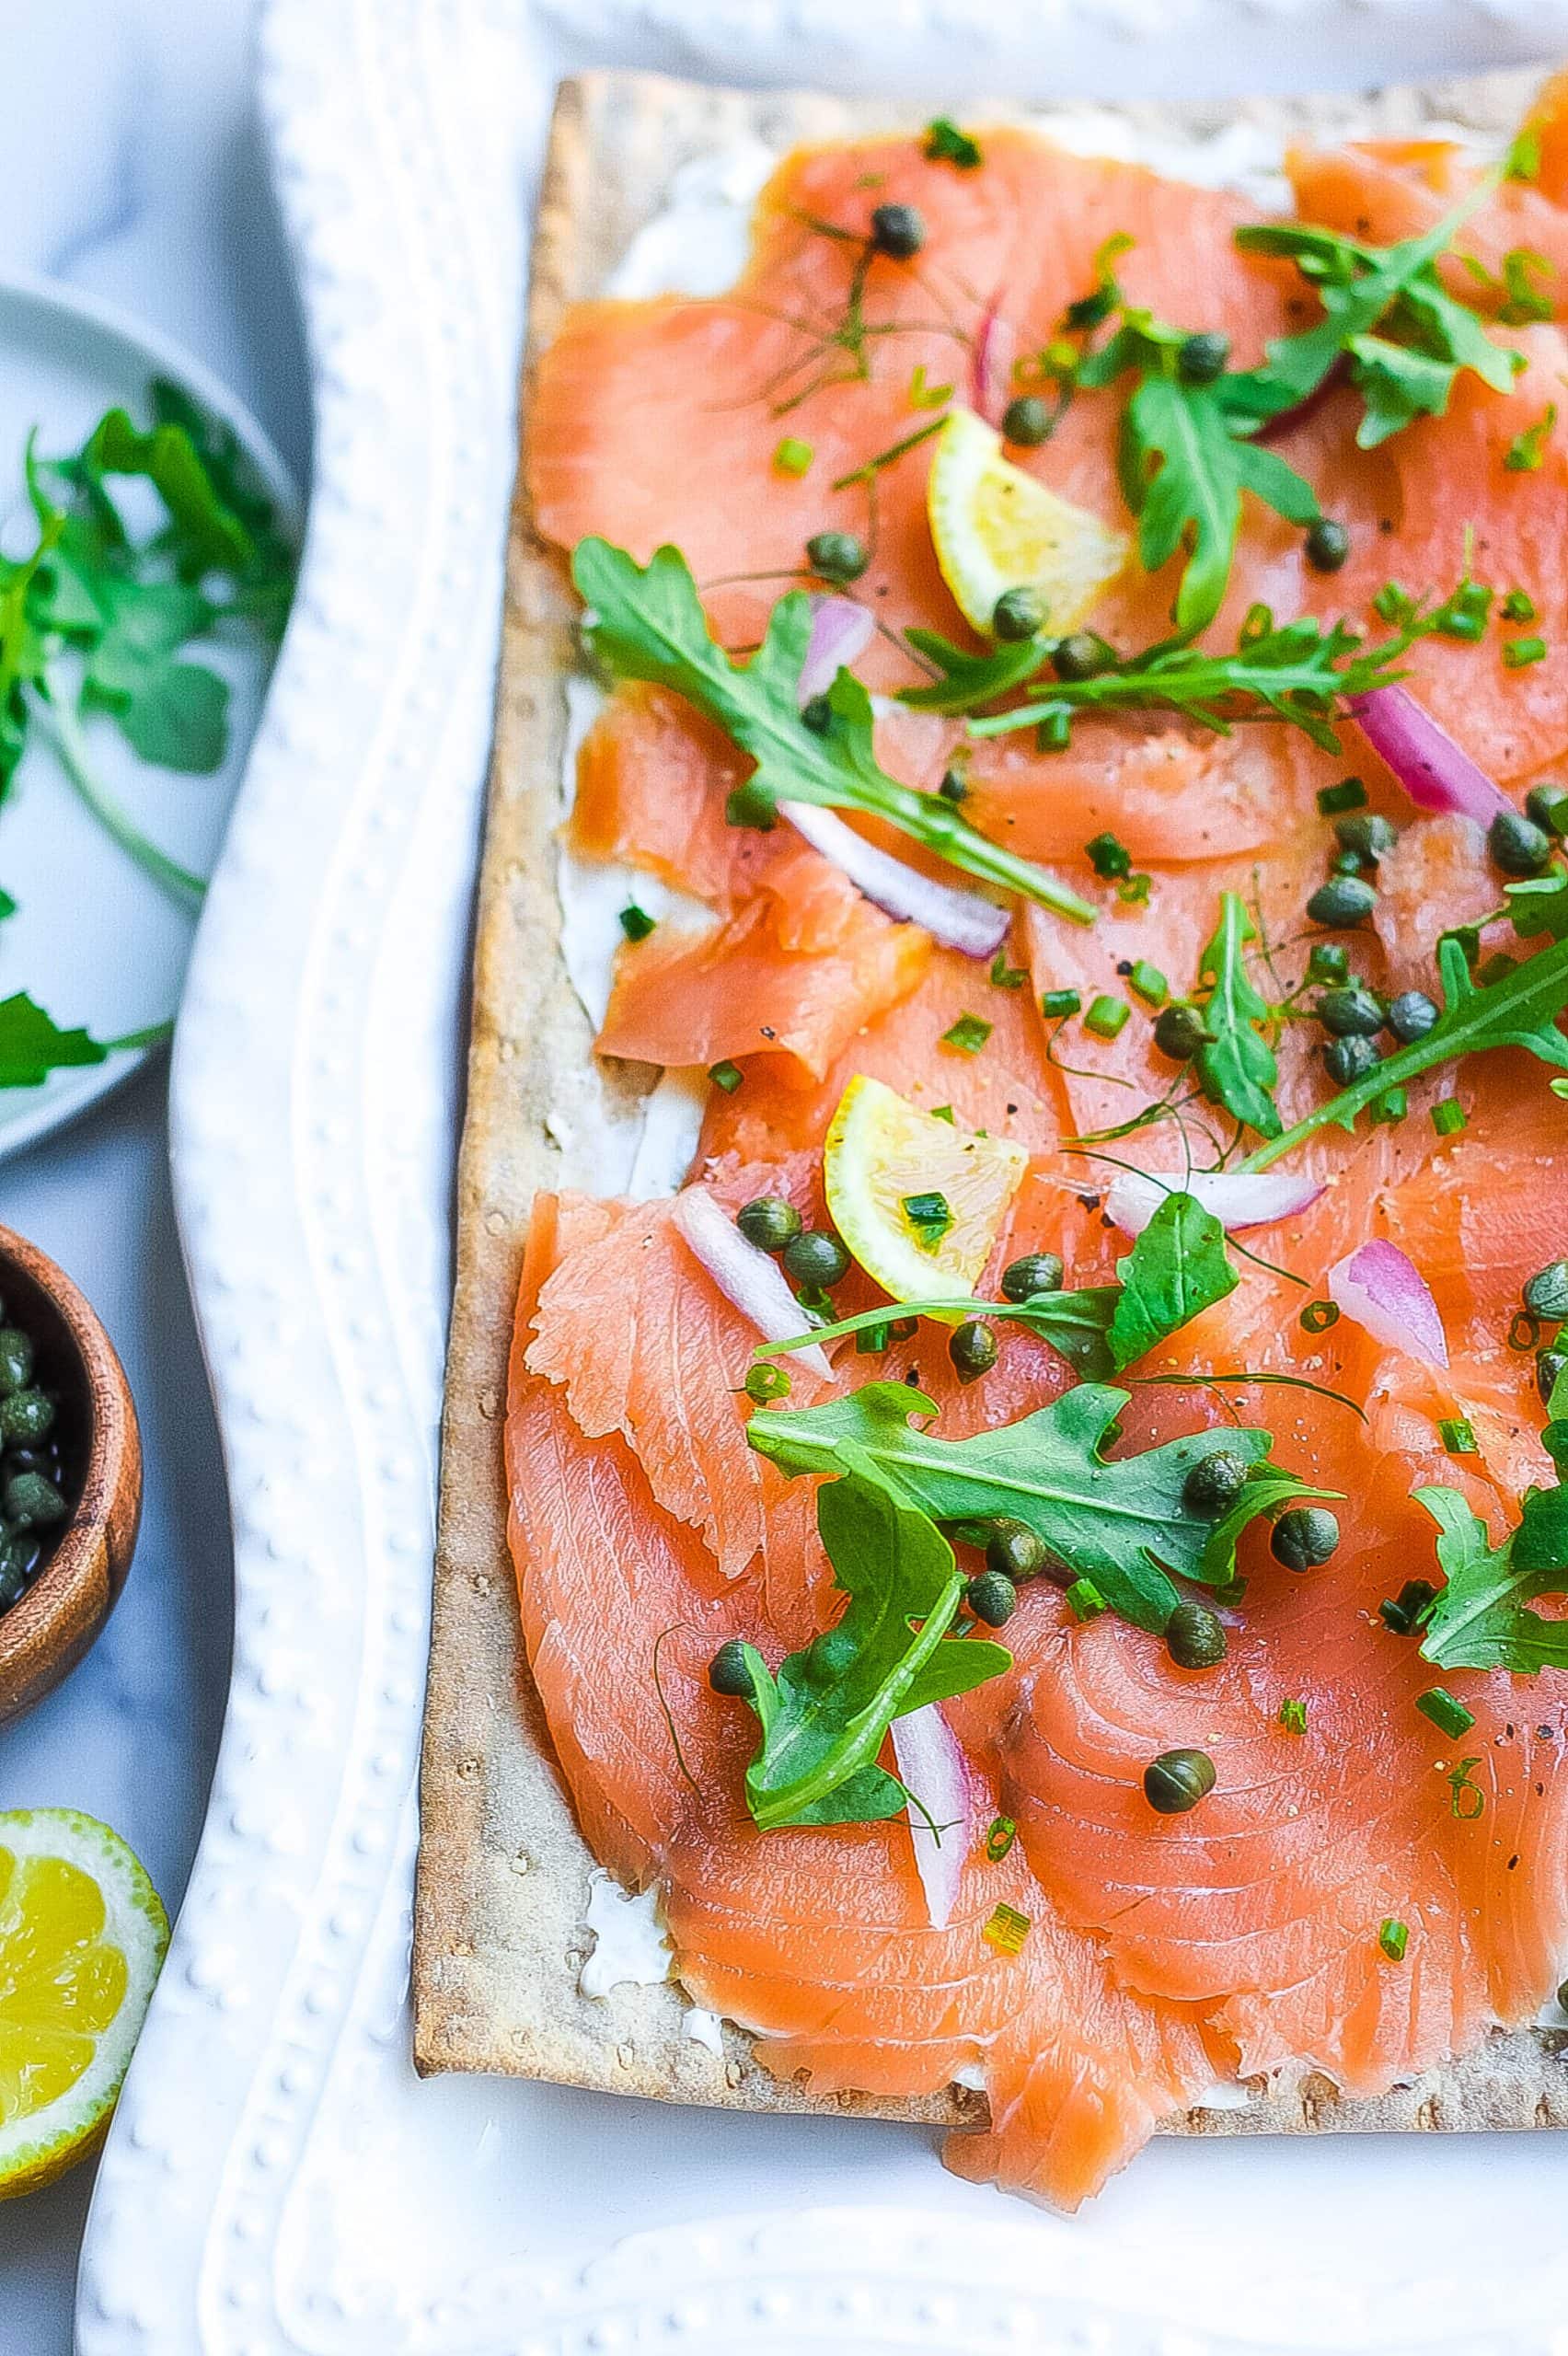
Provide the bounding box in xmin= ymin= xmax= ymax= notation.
xmin=928 ymin=405 xmax=1129 ymax=637
xmin=824 ymin=1074 xmax=1028 ymax=1319
xmin=0 ymin=1808 xmax=169 ymax=2200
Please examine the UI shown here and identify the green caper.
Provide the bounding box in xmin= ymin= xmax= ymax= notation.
xmin=1489 ymin=809 xmax=1553 ymax=877
xmin=0 ymin=1328 xmax=35 ymax=1398
xmin=1305 ymin=518 xmax=1351 ymax=572
xmin=1001 ymin=394 xmax=1052 ymax=446
xmin=804 ymin=529 xmax=869 ymax=583
xmin=782 ymin=1230 xmax=850 ymax=1289
xmin=708 ymin=1639 xmax=755 ymax=1697
xmin=1332 ymin=848 xmax=1368 ymax=878
xmin=1153 ymin=1002 xmax=1208 ymax=1062
xmin=1527 ymin=782 xmax=1568 ymax=837
xmin=986 ymin=1518 xmax=1047 ymax=1582
xmin=1317 ymin=985 xmax=1385 ymax=1038
xmin=1539 ymin=1347 xmax=1568 ymax=1408
xmin=966 ymin=1569 xmax=1018 ymax=1626
xmin=1165 ymin=1600 xmax=1228 ymax=1669
xmin=949 ymin=1318 xmax=998 ymax=1382
xmin=999 ymin=1251 xmax=1064 ymax=1302
xmin=804 ymin=1623 xmax=858 ymax=1683
xmin=1272 ymin=1506 xmax=1341 ymax=1571
xmin=1177 ymin=330 xmax=1230 ymax=385
xmin=870 ymin=202 xmax=925 ymax=259
xmin=992 ymin=586 xmax=1046 ymax=642
xmin=1385 ymin=989 xmax=1438 ymax=1044
xmin=938 ymin=767 xmax=968 ymax=803
xmin=1334 ymin=812 xmax=1398 ymax=863
xmin=1523 ymin=1261 xmax=1568 ymax=1322
xmin=1143 ymin=1748 xmax=1217 ymax=1814
xmin=736 ymin=1195 xmax=803 ymax=1254
xmin=1052 ymin=631 xmax=1114 ymax=682
xmin=1183 ymin=1449 xmax=1250 ymax=1514
xmin=1306 ymin=942 xmax=1349 ymax=985
xmin=1307 ymin=875 xmax=1377 ymax=928
xmin=5 ymin=1471 xmax=64 ymax=1529
xmin=0 ymin=1389 xmax=53 ymax=1447
xmin=1323 ymin=1034 xmax=1381 ymax=1086
xmin=800 ymin=695 xmax=833 ymax=734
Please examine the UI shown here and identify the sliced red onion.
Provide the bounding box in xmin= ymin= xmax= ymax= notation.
xmin=672 ymin=1188 xmax=832 ymax=1380
xmin=1327 ymin=1238 xmax=1449 ymax=1369
xmin=797 ymin=595 xmax=876 ymax=706
xmin=1104 ymin=1168 xmax=1325 ymax=1239
xmin=1350 ymin=687 xmax=1511 ymax=825
xmin=892 ymin=1704 xmax=974 ymax=1931
xmin=779 ymin=800 xmax=1010 ymax=959
xmin=971 ymin=290 xmax=1010 ymax=422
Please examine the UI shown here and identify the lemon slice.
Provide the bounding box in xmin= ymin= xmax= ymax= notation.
xmin=0 ymin=1808 xmax=168 ymax=2200
xmin=928 ymin=405 xmax=1129 ymax=637
xmin=824 ymin=1075 xmax=1028 ymax=1320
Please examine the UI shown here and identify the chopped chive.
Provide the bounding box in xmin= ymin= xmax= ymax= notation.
xmin=1505 ymin=635 xmax=1548 ymax=668
xmin=1507 ymin=125 xmax=1542 ymax=182
xmin=1438 ymin=1415 xmax=1479 ymax=1456
xmin=773 ymin=436 xmax=813 ymax=476
xmin=1066 ymin=1576 xmax=1106 ymax=1622
xmin=981 ymin=1901 xmax=1032 ymax=1957
xmin=1380 ymin=1577 xmax=1438 ymax=1634
xmin=1036 ymin=710 xmax=1071 ymax=752
xmin=988 ymin=949 xmax=1028 ymax=989
xmin=1277 ymin=1696 xmax=1308 ymax=1735
xmin=1369 ymin=1084 xmax=1408 ymax=1126
xmin=930 ymin=1103 xmax=955 ymax=1123
xmin=1510 ymin=1310 xmax=1543 ymax=1352
xmin=1085 ymin=830 xmax=1132 ymax=880
xmin=902 ymin=1189 xmax=953 ymax=1249
xmin=856 ymin=1321 xmax=891 ymax=1355
xmin=744 ymin=1363 xmax=791 ymax=1403
xmin=1505 ymin=404 xmax=1555 ymax=473
xmin=1504 ymin=588 xmax=1538 ymax=623
xmin=618 ymin=902 xmax=656 ymax=942
xmin=1447 ymin=1756 xmax=1486 ymax=1819
xmin=1433 ymin=578 xmax=1492 ymax=641
xmin=907 ymin=362 xmax=953 ymax=410
xmin=924 ymin=116 xmax=983 ymax=169
xmin=1085 ymin=995 xmax=1130 ymax=1041
xmin=1417 ymin=1685 xmax=1476 ymax=1738
xmin=1118 ymin=872 xmax=1153 ymax=906
xmin=1299 ymin=1299 xmax=1340 ymax=1334
xmin=1316 ymin=777 xmax=1369 ymax=816
xmin=1378 ymin=1918 xmax=1409 ymax=1962
xmin=1127 ymin=959 xmax=1168 ymax=1007
xmin=984 ymin=1813 xmax=1017 ymax=1863
xmin=1040 ymin=988 xmax=1082 ymax=1018
xmin=1430 ymin=1097 xmax=1468 ymax=1138
xmin=941 ymin=1013 xmax=992 ymax=1054
xmin=709 ymin=1059 xmax=744 ymax=1093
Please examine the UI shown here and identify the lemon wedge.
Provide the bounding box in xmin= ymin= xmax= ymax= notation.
xmin=928 ymin=405 xmax=1129 ymax=637
xmin=824 ymin=1074 xmax=1028 ymax=1319
xmin=0 ymin=1808 xmax=168 ymax=2200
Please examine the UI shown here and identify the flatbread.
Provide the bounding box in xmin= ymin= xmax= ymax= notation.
xmin=413 ymin=64 xmax=1568 ymax=2143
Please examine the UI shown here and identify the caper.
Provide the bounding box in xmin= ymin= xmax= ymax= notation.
xmin=708 ymin=1639 xmax=755 ymax=1697
xmin=966 ymin=1569 xmax=1018 ymax=1626
xmin=986 ymin=1518 xmax=1047 ymax=1582
xmin=1317 ymin=985 xmax=1385 ymax=1038
xmin=1177 ymin=330 xmax=1230 ymax=385
xmin=5 ymin=1471 xmax=64 ymax=1529
xmin=1272 ymin=1506 xmax=1341 ymax=1571
xmin=1332 ymin=848 xmax=1368 ymax=877
xmin=1305 ymin=517 xmax=1351 ymax=572
xmin=949 ymin=1318 xmax=998 ymax=1382
xmin=870 ymin=202 xmax=925 ymax=259
xmin=0 ymin=1328 xmax=35 ymax=1399
xmin=1165 ymin=1600 xmax=1228 ymax=1669
xmin=1307 ymin=875 xmax=1377 ymax=928
xmin=1143 ymin=1748 xmax=1217 ymax=1814
xmin=1539 ymin=1347 xmax=1568 ymax=1408
xmin=805 ymin=1624 xmax=859 ymax=1683
xmin=1001 ymin=394 xmax=1052 ymax=446
xmin=1385 ymin=989 xmax=1438 ymax=1044
xmin=1306 ymin=942 xmax=1349 ymax=986
xmin=1523 ymin=1261 xmax=1568 ymax=1322
xmin=0 ymin=1389 xmax=53 ymax=1447
xmin=938 ymin=767 xmax=968 ymax=803
xmin=0 ymin=1536 xmax=27 ymax=1611
xmin=1527 ymin=782 xmax=1568 ymax=837
xmin=999 ymin=1251 xmax=1064 ymax=1302
xmin=782 ymin=1230 xmax=850 ymax=1289
xmin=1183 ymin=1449 xmax=1250 ymax=1514
xmin=800 ymin=694 xmax=833 ymax=733
xmin=1153 ymin=1002 xmax=1208 ymax=1062
xmin=1489 ymin=809 xmax=1553 ymax=877
xmin=1334 ymin=812 xmax=1398 ymax=863
xmin=736 ymin=1195 xmax=803 ymax=1254
xmin=804 ymin=529 xmax=868 ymax=583
xmin=1322 ymin=1034 xmax=1381 ymax=1086
xmin=992 ymin=585 xmax=1046 ymax=642
xmin=1052 ymin=631 xmax=1114 ymax=682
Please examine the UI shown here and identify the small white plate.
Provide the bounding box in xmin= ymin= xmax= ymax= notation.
xmin=0 ymin=271 xmax=298 ymax=1160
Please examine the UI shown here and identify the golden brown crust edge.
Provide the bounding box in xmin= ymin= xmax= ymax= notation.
xmin=413 ymin=63 xmax=1568 ymax=2143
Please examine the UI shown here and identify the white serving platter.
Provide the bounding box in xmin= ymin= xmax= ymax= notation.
xmin=0 ymin=274 xmax=295 ymax=1160
xmin=76 ymin=1 xmax=1568 ymax=2350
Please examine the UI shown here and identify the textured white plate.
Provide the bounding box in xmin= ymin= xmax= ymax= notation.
xmin=76 ymin=2 xmax=1568 ymax=2350
xmin=0 ymin=273 xmax=294 ymax=1159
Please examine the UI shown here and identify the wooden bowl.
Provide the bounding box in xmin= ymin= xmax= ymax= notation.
xmin=0 ymin=1224 xmax=141 ymax=1725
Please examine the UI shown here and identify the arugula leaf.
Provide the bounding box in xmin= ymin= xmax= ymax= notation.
xmin=899 ymin=628 xmax=1051 ymax=714
xmin=80 ymin=406 xmax=255 ymax=579
xmin=1415 ymin=1484 xmax=1568 ymax=1673
xmin=735 ymin=1449 xmax=1010 ymax=1830
xmin=0 ymin=993 xmax=108 ymax=1088
xmin=572 ymin=537 xmax=1097 ymax=922
xmin=1244 ymin=930 xmax=1568 ymax=1171
xmin=755 ymin=1285 xmax=1123 ymax=1382
xmin=749 ymin=1380 xmax=1320 ymax=1632
xmin=1108 ymin=1189 xmax=1238 ymax=1369
xmin=1193 ymin=891 xmax=1281 ymax=1138
xmin=83 ymin=578 xmax=228 ymax=772
xmin=1505 ymin=869 xmax=1568 ymax=941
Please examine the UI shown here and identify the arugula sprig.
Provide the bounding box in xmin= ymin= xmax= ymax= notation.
xmin=572 ymin=538 xmax=1097 ymax=923
xmin=1192 ymin=891 xmax=1282 ymax=1139
xmin=1413 ymin=1476 xmax=1568 ymax=1673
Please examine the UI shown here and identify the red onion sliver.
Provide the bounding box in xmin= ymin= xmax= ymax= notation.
xmin=672 ymin=1188 xmax=833 ymax=1380
xmin=1350 ymin=686 xmax=1511 ymax=826
xmin=780 ymin=800 xmax=1010 ymax=958
xmin=797 ymin=595 xmax=876 ymax=706
xmin=1103 ymin=1169 xmax=1324 ymax=1239
xmin=891 ymin=1704 xmax=973 ymax=1931
xmin=971 ymin=289 xmax=1010 ymax=423
xmin=1326 ymin=1238 xmax=1449 ymax=1369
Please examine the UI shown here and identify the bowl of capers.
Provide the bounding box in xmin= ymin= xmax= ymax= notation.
xmin=0 ymin=1223 xmax=140 ymax=1724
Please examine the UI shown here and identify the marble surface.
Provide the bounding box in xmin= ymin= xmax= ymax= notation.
xmin=0 ymin=0 xmax=308 ymax=2346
